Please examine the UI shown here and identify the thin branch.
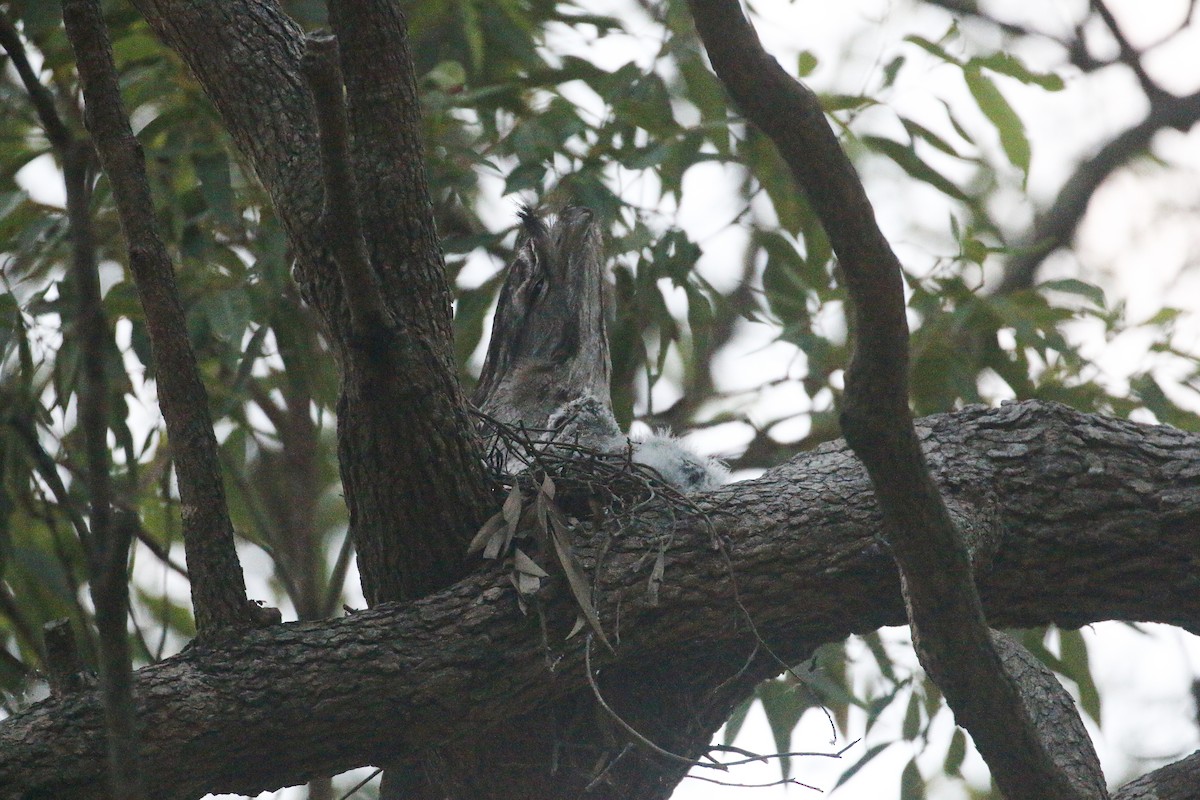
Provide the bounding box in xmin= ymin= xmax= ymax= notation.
xmin=685 ymin=772 xmax=820 ymax=791
xmin=131 ymin=522 xmax=189 ymax=580
xmin=337 ymin=769 xmax=381 ymax=800
xmin=686 ymin=2 xmax=1101 ymax=798
xmin=705 ymin=741 xmax=857 ymax=768
xmin=61 ymin=145 xmax=105 ymax=568
xmin=9 ymin=416 xmax=91 ymax=544
xmin=55 ymin=3 xmax=144 ymax=795
xmin=247 ymin=381 xmax=290 ymax=439
xmin=1089 ymin=0 xmax=1168 ymax=102
xmin=583 ymin=634 xmax=727 ymax=771
xmin=0 ymin=11 xmax=73 ymax=149
xmin=321 ymin=530 xmax=355 ymax=619
xmin=300 ymin=32 xmax=391 ymax=348
xmin=997 ymin=87 xmax=1200 ymax=293
xmin=921 ymin=2 xmax=1200 ymax=294
xmin=63 ymin=0 xmax=254 ymax=633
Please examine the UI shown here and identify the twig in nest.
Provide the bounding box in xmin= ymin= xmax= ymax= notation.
xmin=469 ymin=408 xmax=714 ymax=650
xmin=584 ymin=634 xmax=727 ymax=771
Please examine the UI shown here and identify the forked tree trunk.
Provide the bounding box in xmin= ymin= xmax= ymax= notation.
xmin=379 ymin=208 xmax=752 ymax=800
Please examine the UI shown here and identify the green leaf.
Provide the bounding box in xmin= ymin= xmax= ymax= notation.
xmin=425 ymin=60 xmax=467 ymax=92
xmin=820 ymin=93 xmax=876 ymax=113
xmin=861 ymin=631 xmax=899 ymax=683
xmin=612 ymin=72 xmax=676 ymax=137
xmin=882 ymin=55 xmax=905 ymax=89
xmin=861 ymin=135 xmax=971 ymax=203
xmin=757 ymin=678 xmax=808 ymax=779
xmin=900 ymin=118 xmax=968 ymax=160
xmin=458 ymin=0 xmax=485 ymax=73
xmin=192 ymin=151 xmax=237 ymax=228
xmin=759 ymin=231 xmax=811 ymax=323
xmin=904 ymin=34 xmax=962 ymax=67
xmin=797 ymin=51 xmax=819 ymax=77
xmin=201 ymin=288 xmax=252 ymax=344
xmin=901 ymin=690 xmax=922 ymax=740
xmin=722 ymin=695 xmax=754 ymax=745
xmin=900 ymin=758 xmax=926 ymax=800
xmin=973 ymin=51 xmax=1064 ymax=91
xmin=652 ymin=229 xmax=701 ymax=286
xmin=833 ymin=742 xmax=891 ymax=789
xmin=504 ymin=162 xmax=546 ymax=194
xmin=136 ymin=585 xmax=197 ymax=638
xmin=961 ymin=237 xmax=988 ymax=265
xmin=1038 ymin=278 xmax=1106 ymax=309
xmin=111 ymin=28 xmax=164 ymax=67
xmin=939 ymin=98 xmax=977 ymax=146
xmin=964 ymin=66 xmax=1030 ymax=184
xmin=1058 ymin=628 xmax=1102 ymax=726
xmin=945 ymin=728 xmax=967 ymax=776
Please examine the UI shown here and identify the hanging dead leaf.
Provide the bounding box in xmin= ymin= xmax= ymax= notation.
xmin=469 ymin=509 xmax=507 ymax=556
xmin=513 ymin=547 xmax=549 ymax=579
xmin=547 ymin=505 xmax=613 ymax=652
xmin=502 ymin=482 xmax=523 ymax=536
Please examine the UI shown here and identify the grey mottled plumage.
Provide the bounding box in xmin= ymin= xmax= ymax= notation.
xmin=475 ymin=207 xmax=725 ymax=494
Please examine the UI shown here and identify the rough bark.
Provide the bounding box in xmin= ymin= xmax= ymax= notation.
xmin=322 ymin=0 xmax=494 ymax=604
xmin=2 ymin=401 xmax=1198 ymax=799
xmin=688 ymin=1 xmax=1100 ymax=797
xmin=1113 ymin=750 xmax=1200 ymax=800
xmin=389 ymin=207 xmax=725 ymax=800
xmin=126 ymin=0 xmax=492 ymax=606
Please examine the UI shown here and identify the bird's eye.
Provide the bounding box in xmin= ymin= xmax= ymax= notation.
xmin=529 ymin=276 xmax=546 ymax=302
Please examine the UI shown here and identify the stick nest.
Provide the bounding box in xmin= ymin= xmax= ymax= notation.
xmin=469 ymin=409 xmax=710 ymax=646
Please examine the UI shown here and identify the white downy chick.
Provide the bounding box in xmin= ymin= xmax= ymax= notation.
xmin=547 ymin=395 xmax=726 ymax=493
xmin=625 ymin=430 xmax=728 ymax=493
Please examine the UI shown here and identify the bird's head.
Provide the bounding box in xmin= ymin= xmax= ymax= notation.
xmin=474 ymin=206 xmax=613 ymax=428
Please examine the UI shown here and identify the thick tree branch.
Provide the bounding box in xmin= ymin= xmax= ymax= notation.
xmin=323 ymin=0 xmax=455 ymax=349
xmin=126 ymin=0 xmax=492 ymax=606
xmin=64 ymin=0 xmax=254 ymax=633
xmin=1 ymin=401 xmax=1197 ymax=799
xmin=320 ymin=0 xmax=493 ymax=604
xmin=686 ymin=2 xmax=1101 ymax=798
xmin=1113 ymin=750 xmax=1200 ymax=800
